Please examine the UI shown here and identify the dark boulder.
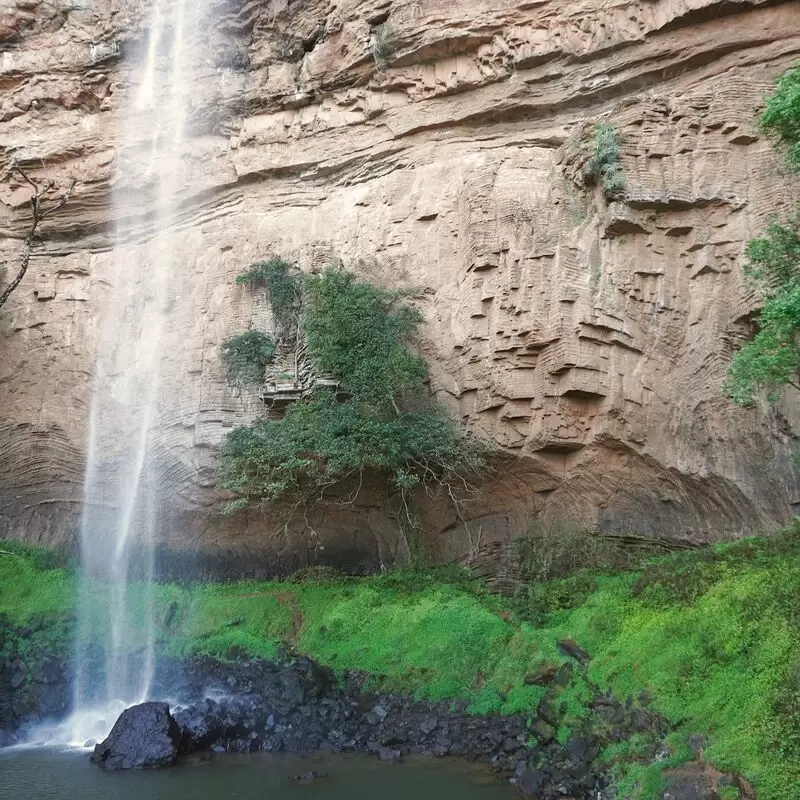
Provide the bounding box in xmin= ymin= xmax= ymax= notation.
xmin=91 ymin=702 xmax=181 ymax=770
xmin=517 ymin=766 xmax=550 ymax=797
xmin=173 ymin=699 xmax=224 ymax=751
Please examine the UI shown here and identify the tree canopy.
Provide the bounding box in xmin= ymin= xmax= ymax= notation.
xmin=726 ymin=67 xmax=800 ymax=405
xmin=218 ymin=265 xmax=484 ymax=529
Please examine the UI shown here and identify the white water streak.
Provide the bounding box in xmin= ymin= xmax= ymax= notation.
xmin=56 ymin=0 xmax=207 ymax=747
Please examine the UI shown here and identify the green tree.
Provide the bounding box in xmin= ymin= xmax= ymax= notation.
xmin=218 ymin=264 xmax=485 ymax=543
xmin=760 ymin=66 xmax=800 ymax=170
xmin=727 ymin=67 xmax=800 ymax=405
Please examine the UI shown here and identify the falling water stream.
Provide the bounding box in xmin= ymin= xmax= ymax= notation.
xmin=59 ymin=0 xmax=205 ymax=745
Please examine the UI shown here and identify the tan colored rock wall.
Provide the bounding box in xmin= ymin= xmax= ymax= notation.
xmin=1 ymin=0 xmax=799 ymax=567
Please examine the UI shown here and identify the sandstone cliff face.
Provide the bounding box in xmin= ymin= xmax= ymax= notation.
xmin=1 ymin=0 xmax=799 ymax=569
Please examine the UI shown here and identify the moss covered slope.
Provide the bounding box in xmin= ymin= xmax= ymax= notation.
xmin=3 ymin=526 xmax=800 ymax=797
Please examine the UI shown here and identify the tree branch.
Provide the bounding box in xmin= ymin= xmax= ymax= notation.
xmin=0 ymin=163 xmax=76 ymax=310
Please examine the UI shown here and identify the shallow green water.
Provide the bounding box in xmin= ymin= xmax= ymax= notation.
xmin=0 ymin=750 xmax=514 ymax=800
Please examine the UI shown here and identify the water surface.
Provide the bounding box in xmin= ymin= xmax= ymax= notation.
xmin=0 ymin=750 xmax=515 ymax=800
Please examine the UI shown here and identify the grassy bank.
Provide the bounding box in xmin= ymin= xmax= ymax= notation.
xmin=3 ymin=525 xmax=800 ymax=798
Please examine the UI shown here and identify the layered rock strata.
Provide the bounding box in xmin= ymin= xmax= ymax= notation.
xmin=1 ymin=0 xmax=800 ymax=563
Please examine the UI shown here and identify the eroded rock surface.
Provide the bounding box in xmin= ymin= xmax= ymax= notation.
xmin=1 ymin=0 xmax=800 ymax=562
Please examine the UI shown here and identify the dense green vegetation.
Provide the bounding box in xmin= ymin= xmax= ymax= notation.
xmin=220 ymin=330 xmax=275 ymax=386
xmin=5 ymin=524 xmax=800 ymax=797
xmin=236 ymin=258 xmax=302 ymax=343
xmin=726 ymin=208 xmax=800 ymax=404
xmin=727 ymin=66 xmax=800 ymax=405
xmin=220 ymin=264 xmax=484 ymax=535
xmin=760 ymin=65 xmax=800 ymax=170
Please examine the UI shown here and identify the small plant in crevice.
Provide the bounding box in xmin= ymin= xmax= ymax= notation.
xmin=371 ymin=21 xmax=398 ymax=70
xmin=584 ymin=122 xmax=626 ymax=200
xmin=220 ymin=330 xmax=275 ymax=386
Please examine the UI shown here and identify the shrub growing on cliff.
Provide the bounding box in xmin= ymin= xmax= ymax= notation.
xmin=219 ymin=264 xmax=485 ymax=540
xmin=726 ymin=209 xmax=800 ymax=404
xmin=303 ymin=268 xmax=427 ymax=408
xmin=371 ymin=21 xmax=398 ymax=70
xmin=220 ymin=330 xmax=275 ymax=386
xmin=236 ymin=258 xmax=302 ymax=342
xmin=584 ymin=123 xmax=626 ymax=199
xmin=726 ymin=67 xmax=800 ymax=405
xmin=760 ymin=64 xmax=800 ymax=170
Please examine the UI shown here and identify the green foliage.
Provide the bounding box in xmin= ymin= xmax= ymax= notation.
xmin=727 ymin=68 xmax=800 ymax=405
xmin=220 ymin=265 xmax=483 ymax=521
xmin=513 ymin=522 xmax=675 ymax=624
xmin=0 ymin=540 xmax=75 ymax=623
xmin=236 ymin=258 xmax=302 ymax=341
xmin=304 ymin=268 xmax=427 ymax=407
xmin=742 ymin=208 xmax=800 ymax=290
xmin=760 ymin=65 xmax=800 ymax=170
xmin=164 ymin=582 xmax=291 ymax=662
xmin=220 ymin=330 xmax=275 ymax=385
xmin=726 ymin=210 xmax=800 ymax=405
xmin=584 ymin=123 xmax=626 ymax=198
xmin=10 ymin=526 xmax=800 ymax=797
xmin=219 ymin=388 xmax=483 ymax=508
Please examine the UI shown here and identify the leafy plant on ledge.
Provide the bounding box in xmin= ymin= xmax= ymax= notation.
xmin=584 ymin=122 xmax=626 ymax=200
xmin=220 ymin=330 xmax=275 ymax=386
xmin=218 ymin=263 xmax=486 ymax=557
xmin=236 ymin=257 xmax=303 ymax=344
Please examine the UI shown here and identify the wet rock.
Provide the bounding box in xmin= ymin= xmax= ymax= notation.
xmin=557 ymin=639 xmax=591 ymax=664
xmin=419 ymin=716 xmax=438 ymax=735
xmin=91 ymin=702 xmax=181 ymax=770
xmin=379 ymin=746 xmax=402 ymax=762
xmin=292 ymin=770 xmax=328 ymax=783
xmin=536 ymin=697 xmax=559 ymax=726
xmin=517 ymin=766 xmax=550 ymax=797
xmin=662 ymin=765 xmax=721 ymax=800
xmin=564 ymin=734 xmax=592 ymax=764
xmin=32 ymin=658 xmax=62 ymax=685
xmin=174 ymin=699 xmax=224 ymax=751
xmin=13 ymin=654 xmax=663 ymax=795
xmin=9 ymin=665 xmax=26 ymax=690
xmin=688 ymin=733 xmax=707 ymax=757
xmin=524 ymin=663 xmax=560 ymax=686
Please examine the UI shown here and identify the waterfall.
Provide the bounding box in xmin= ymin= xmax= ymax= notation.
xmin=62 ymin=0 xmax=205 ymax=746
